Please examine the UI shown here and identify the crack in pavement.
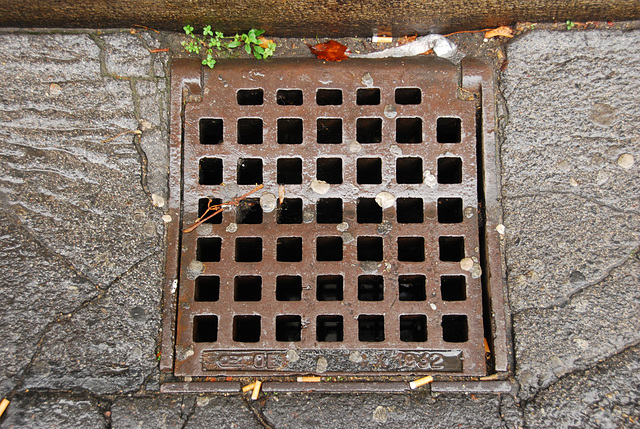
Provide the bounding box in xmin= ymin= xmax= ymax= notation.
xmin=241 ymin=395 xmax=276 ymax=429
xmin=503 ymin=191 xmax=640 ymax=216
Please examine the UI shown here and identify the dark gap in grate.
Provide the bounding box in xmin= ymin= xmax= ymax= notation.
xmin=277 ymin=158 xmax=302 ymax=184
xmin=316 ymin=236 xmax=343 ymax=261
xmin=439 ymin=236 xmax=465 ymax=262
xmin=316 ymin=89 xmax=342 ymax=105
xmin=316 ymin=315 xmax=343 ymax=342
xmin=277 ymin=237 xmax=303 ymax=262
xmin=357 ymin=158 xmax=382 ymax=184
xmin=199 ymin=118 xmax=223 ymax=145
xmin=194 ymin=276 xmax=220 ymax=302
xmin=316 ymin=198 xmax=343 ymax=224
xmin=357 ymin=236 xmax=383 ymax=261
xmin=237 ymin=118 xmax=263 ymax=145
xmin=356 ymin=88 xmax=380 ymax=105
xmin=395 ymin=88 xmax=421 ymax=105
xmin=197 ymin=237 xmax=221 ymax=262
xmin=234 ymin=276 xmax=262 ymax=301
xmin=277 ymin=89 xmax=303 ymax=105
xmin=438 ymin=198 xmax=463 ymax=223
xmin=358 ymin=315 xmax=385 ymax=342
xmin=317 ymin=275 xmax=343 ymax=301
xmin=199 ymin=158 xmax=223 ymax=185
xmin=276 ymin=315 xmax=302 ymax=342
xmin=277 ymin=198 xmax=303 ymax=224
xmin=400 ymin=315 xmax=427 ymax=342
xmin=193 ymin=315 xmax=218 ymax=342
xmin=396 ymin=157 xmax=423 ymax=184
xmin=437 ymin=117 xmax=461 ymax=143
xmin=237 ymin=89 xmax=263 ymax=105
xmin=278 ymin=118 xmax=303 ymax=144
xmin=237 ymin=158 xmax=263 ymax=185
xmin=276 ymin=276 xmax=302 ymax=301
xmin=317 ymin=118 xmax=342 ymax=143
xmin=357 ymin=198 xmax=382 ymax=223
xmin=356 ymin=118 xmax=382 ymax=143
xmin=438 ymin=157 xmax=462 ymax=184
xmin=198 ymin=198 xmax=223 ymax=224
xmin=358 ymin=275 xmax=384 ymax=301
xmin=233 ymin=315 xmax=261 ymax=342
xmin=236 ymin=198 xmax=262 ymax=224
xmin=396 ymin=118 xmax=423 ymax=143
xmin=397 ymin=237 xmax=425 ymax=262
xmin=235 ymin=237 xmax=262 ymax=262
xmin=399 ymin=275 xmax=426 ymax=301
xmin=442 ymin=315 xmax=468 ymax=343
xmin=317 ymin=158 xmax=342 ymax=184
xmin=396 ymin=198 xmax=423 ymax=223
xmin=441 ymin=275 xmax=467 ymax=301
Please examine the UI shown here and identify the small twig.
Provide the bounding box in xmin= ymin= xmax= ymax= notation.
xmin=149 ymin=48 xmax=170 ymax=53
xmin=183 ymin=184 xmax=264 ymax=233
xmin=443 ymin=28 xmax=490 ymax=37
xmin=101 ymin=129 xmax=142 ymax=144
xmin=131 ymin=24 xmax=159 ymax=34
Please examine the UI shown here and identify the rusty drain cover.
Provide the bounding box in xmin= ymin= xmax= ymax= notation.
xmin=161 ymin=57 xmax=509 ymax=382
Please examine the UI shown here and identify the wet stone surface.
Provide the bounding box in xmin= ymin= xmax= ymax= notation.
xmin=501 ymin=29 xmax=640 ymax=403
xmin=1 ymin=393 xmax=106 ymax=428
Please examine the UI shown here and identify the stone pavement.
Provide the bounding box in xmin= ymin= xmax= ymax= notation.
xmin=0 ymin=27 xmax=638 ymax=428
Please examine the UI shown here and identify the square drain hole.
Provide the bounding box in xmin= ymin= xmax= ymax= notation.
xmin=167 ymin=58 xmax=508 ymax=382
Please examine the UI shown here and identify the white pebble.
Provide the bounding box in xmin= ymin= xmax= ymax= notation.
xmin=375 ymin=191 xmax=395 ymax=209
xmin=617 ymin=153 xmax=634 ymax=169
xmin=311 ymin=180 xmax=330 ymax=195
xmin=260 ymin=193 xmax=277 ymax=212
xmin=460 ymin=257 xmax=474 ymax=271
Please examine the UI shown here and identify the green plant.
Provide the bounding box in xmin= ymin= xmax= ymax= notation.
xmin=182 ymin=25 xmax=276 ymax=69
xmin=566 ymin=20 xmax=575 ymax=30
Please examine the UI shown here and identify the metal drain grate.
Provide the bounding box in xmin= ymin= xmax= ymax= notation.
xmin=162 ymin=58 xmax=509 ymax=380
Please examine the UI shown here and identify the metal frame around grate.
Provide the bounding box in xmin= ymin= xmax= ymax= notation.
xmin=162 ymin=57 xmax=509 ymax=379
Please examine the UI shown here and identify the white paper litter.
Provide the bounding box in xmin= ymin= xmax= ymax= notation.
xmin=350 ymin=34 xmax=464 ymax=63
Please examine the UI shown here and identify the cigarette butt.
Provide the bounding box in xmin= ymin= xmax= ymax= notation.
xmin=0 ymin=398 xmax=9 ymax=418
xmin=297 ymin=376 xmax=322 ymax=382
xmin=251 ymin=380 xmax=262 ymax=400
xmin=372 ymin=35 xmax=393 ymax=43
xmin=242 ymin=382 xmax=256 ymax=393
xmin=409 ymin=375 xmax=433 ymax=390
xmin=484 ymin=338 xmax=491 ymax=353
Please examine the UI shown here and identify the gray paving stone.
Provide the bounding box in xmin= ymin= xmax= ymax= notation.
xmin=0 ymin=33 xmax=163 ymax=288
xmin=513 ymin=251 xmax=640 ymax=400
xmin=524 ymin=344 xmax=640 ymax=428
xmin=501 ymin=30 xmax=640 ymax=213
xmin=1 ymin=393 xmax=106 ymax=428
xmin=0 ymin=211 xmax=99 ymax=398
xmin=111 ymin=395 xmax=194 ymax=429
xmin=22 ymin=254 xmax=163 ymax=394
xmin=258 ymin=393 xmax=504 ymax=428
xmin=185 ymin=396 xmax=261 ymax=428
xmin=102 ymin=33 xmax=153 ymax=78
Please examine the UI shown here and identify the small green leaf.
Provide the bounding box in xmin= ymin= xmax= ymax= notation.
xmin=254 ymin=45 xmax=265 ymax=54
xmin=226 ymin=40 xmax=241 ymax=49
xmin=245 ymin=43 xmax=252 ymax=54
xmin=566 ymin=20 xmax=575 ymax=30
xmin=215 ymin=31 xmax=224 ymax=39
xmin=183 ymin=25 xmax=194 ymax=35
xmin=203 ymin=25 xmax=213 ymax=36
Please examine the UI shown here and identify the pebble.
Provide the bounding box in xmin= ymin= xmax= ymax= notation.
xmin=226 ymin=222 xmax=238 ymax=233
xmin=595 ymin=170 xmax=609 ymax=185
xmin=464 ymin=207 xmax=475 ymax=218
xmin=569 ymin=177 xmax=579 ymax=187
xmin=361 ymin=72 xmax=374 ymax=87
xmin=470 ymin=263 xmax=482 ymax=279
xmin=342 ymin=232 xmax=354 ymax=243
xmin=460 ymin=257 xmax=474 ymax=271
xmin=375 ymin=191 xmax=395 ymax=209
xmin=388 ymin=144 xmax=402 ymax=156
xmin=162 ymin=214 xmax=172 ymax=223
xmin=496 ymin=224 xmax=505 ymax=235
xmin=196 ymin=223 xmax=212 ymax=235
xmin=286 ymin=349 xmax=299 ymax=362
xmin=377 ymin=220 xmax=393 ymax=236
xmin=373 ymin=406 xmax=388 ymax=423
xmin=349 ymin=141 xmax=362 ymax=153
xmin=49 ymin=83 xmax=62 ymax=96
xmin=316 ymin=356 xmax=328 ymax=373
xmin=186 ymin=260 xmax=204 ymax=280
xmin=617 ymin=153 xmax=634 ymax=169
xmin=311 ymin=179 xmax=330 ymax=194
xmin=151 ymin=193 xmax=165 ymax=207
xmin=139 ymin=119 xmax=152 ymax=131
xmin=337 ymin=222 xmax=349 ymax=232
xmin=349 ymin=351 xmax=363 ymax=363
xmin=424 ymin=170 xmax=437 ymax=188
xmin=260 ymin=193 xmax=277 ymax=212
xmin=384 ymin=104 xmax=398 ymax=118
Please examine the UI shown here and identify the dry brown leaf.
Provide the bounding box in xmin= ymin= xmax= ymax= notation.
xmin=308 ymin=40 xmax=350 ymax=62
xmin=258 ymin=36 xmax=274 ymax=49
xmin=398 ymin=35 xmax=417 ymax=45
xmin=484 ymin=26 xmax=514 ymax=39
